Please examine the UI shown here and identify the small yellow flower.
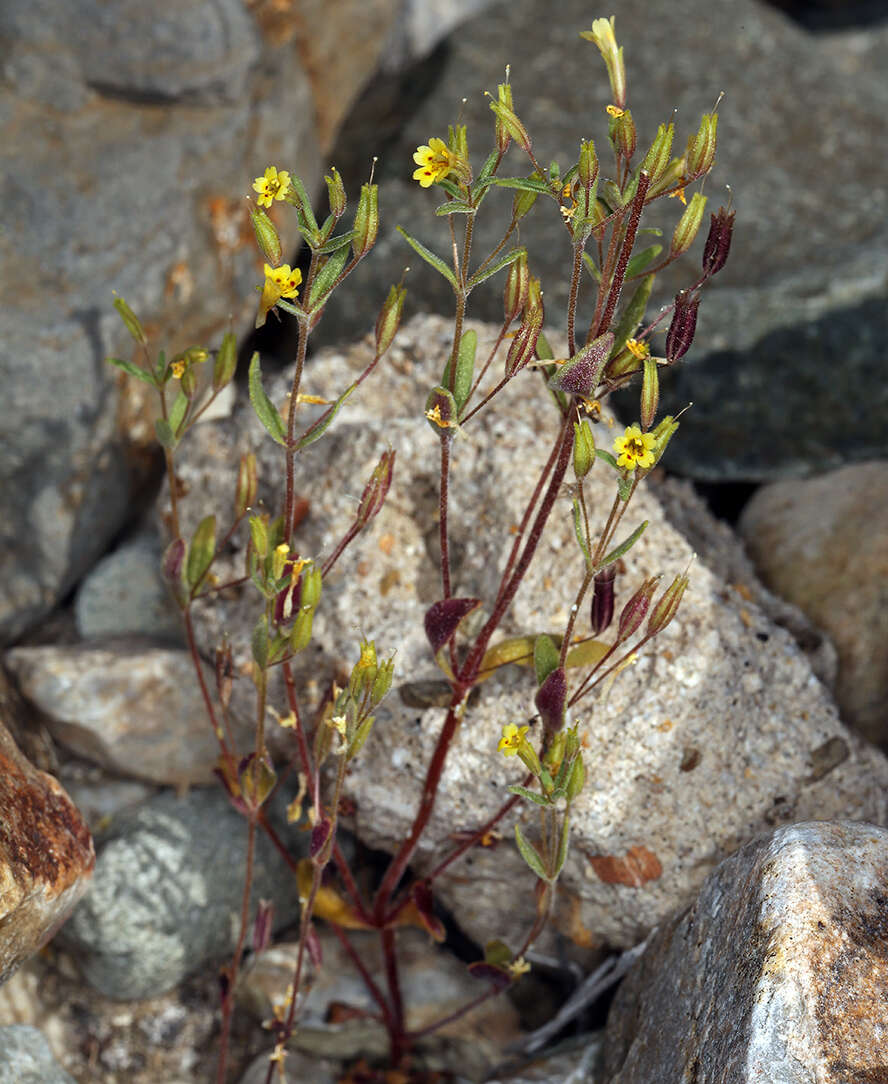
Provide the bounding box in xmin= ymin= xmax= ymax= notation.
xmin=252 ymin=166 xmax=291 ymax=208
xmin=614 ymin=424 xmax=656 ymax=471
xmin=606 ymin=104 xmax=625 ymax=118
xmin=412 ymin=138 xmax=455 ymax=188
xmin=626 ymin=338 xmax=650 ymax=360
xmin=668 ymin=186 xmax=688 ymax=206
xmin=498 ymin=723 xmax=530 ymax=756
xmin=170 ymin=359 xmax=186 ymax=379
xmin=424 ymin=403 xmax=456 ymax=429
xmin=508 ymin=956 xmax=531 ymax=978
xmin=263 ymin=262 xmax=302 ymax=300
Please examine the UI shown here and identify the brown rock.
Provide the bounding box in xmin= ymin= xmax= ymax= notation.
xmin=739 ymin=461 xmax=888 ymax=745
xmin=0 ymin=721 xmax=94 ymax=986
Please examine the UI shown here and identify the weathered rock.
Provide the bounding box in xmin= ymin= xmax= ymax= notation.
xmin=239 ymin=928 xmax=522 ymax=1079
xmin=239 ymin=1049 xmax=339 ymax=1084
xmin=74 ymin=530 xmax=183 ymax=644
xmin=0 ymin=719 xmax=94 ymax=986
xmin=0 ymin=1025 xmax=76 ymax=1084
xmin=57 ymin=786 xmax=305 ymax=1000
xmin=169 ymin=315 xmax=888 ymax=955
xmin=0 ymin=0 xmax=319 ymax=642
xmin=739 ymin=460 xmax=888 ymax=745
xmin=320 ymin=0 xmax=888 ymax=480
xmin=603 ymin=821 xmax=888 ymax=1084
xmin=6 ymin=641 xmax=251 ymax=786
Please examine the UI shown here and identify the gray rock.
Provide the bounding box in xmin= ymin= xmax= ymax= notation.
xmin=239 ymin=1049 xmax=339 ymax=1084
xmin=6 ymin=641 xmax=253 ymax=786
xmin=739 ymin=460 xmax=888 ymax=745
xmin=57 ymin=787 xmax=305 ymax=999
xmin=0 ymin=1025 xmax=75 ymax=1084
xmin=603 ymin=821 xmax=888 ymax=1084
xmin=169 ymin=315 xmax=888 ymax=954
xmin=320 ymin=0 xmax=888 ymax=480
xmin=74 ymin=531 xmax=183 ymax=643
xmin=0 ymin=0 xmax=319 ymax=643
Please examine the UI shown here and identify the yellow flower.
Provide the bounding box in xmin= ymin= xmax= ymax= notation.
xmin=507 ymin=956 xmax=531 ymax=978
xmin=606 ymin=104 xmax=625 ymax=118
xmin=412 ymin=138 xmax=456 ymax=188
xmin=669 ymin=186 xmax=688 ymax=206
xmin=170 ymin=359 xmax=186 ymax=379
xmin=626 ymin=338 xmax=650 ymax=360
xmin=497 ymin=723 xmax=530 ymax=756
xmin=252 ymin=166 xmax=291 ymax=208
xmin=614 ymin=424 xmax=656 ymax=471
xmin=263 ymin=262 xmax=302 ymax=300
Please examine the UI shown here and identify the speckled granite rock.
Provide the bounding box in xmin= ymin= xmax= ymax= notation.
xmin=0 ymin=1025 xmax=76 ymax=1084
xmin=603 ymin=821 xmax=888 ymax=1083
xmin=166 ymin=315 xmax=888 ymax=954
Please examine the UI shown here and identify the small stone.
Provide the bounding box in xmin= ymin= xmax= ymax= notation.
xmin=604 ymin=821 xmax=888 ymax=1083
xmin=0 ymin=1025 xmax=76 ymax=1084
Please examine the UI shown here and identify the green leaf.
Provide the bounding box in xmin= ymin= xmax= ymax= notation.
xmin=307 ymin=246 xmax=349 ymax=310
xmin=286 ymin=174 xmax=319 ymax=235
xmin=514 ymin=823 xmax=550 ymax=881
xmin=154 ymin=418 xmax=176 ymax=449
xmin=251 ymin=616 xmax=269 ymax=669
xmin=617 ymin=475 xmax=634 ymax=501
xmin=490 ymin=176 xmax=552 ymax=194
xmin=396 ymin=227 xmax=458 ymax=289
xmin=553 ymin=814 xmax=570 ymax=879
xmin=313 ymin=230 xmax=356 ymax=255
xmin=595 ymin=448 xmax=619 ymax=470
xmin=533 ymin=633 xmax=560 ymax=687
xmin=600 ymin=520 xmax=648 ymax=568
xmin=213 ymin=332 xmax=237 ymax=392
xmin=506 ymin=784 xmax=550 ymax=808
xmin=248 ymin=353 xmax=287 ymax=446
xmin=295 ymin=383 xmax=356 ymax=450
xmin=186 ymin=515 xmax=217 ymax=591
xmin=168 ymin=390 xmax=189 ymax=438
xmin=582 ymin=251 xmax=602 ymax=284
xmin=107 ymin=357 xmax=157 ymax=387
xmin=442 ymin=329 xmax=476 ymax=412
xmin=572 ymin=499 xmax=592 ymax=569
xmin=625 ymin=245 xmax=663 ymax=279
xmin=609 ymin=275 xmax=654 ymax=358
xmin=467 ymin=245 xmax=526 ymax=291
xmin=435 ymin=200 xmax=475 ymax=216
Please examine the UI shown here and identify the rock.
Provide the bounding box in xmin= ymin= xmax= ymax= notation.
xmin=6 ymin=641 xmax=252 ymax=786
xmin=74 ymin=530 xmax=183 ymax=644
xmin=239 ymin=1049 xmax=339 ymax=1084
xmin=739 ymin=461 xmax=888 ymax=745
xmin=603 ymin=821 xmax=888 ymax=1083
xmin=484 ymin=1038 xmax=604 ymax=1083
xmin=0 ymin=1025 xmax=76 ymax=1084
xmin=169 ymin=315 xmax=888 ymax=955
xmin=320 ymin=0 xmax=888 ymax=480
xmin=0 ymin=719 xmax=94 ymax=986
xmin=56 ymin=786 xmax=305 ymax=1000
xmin=239 ymin=927 xmax=522 ymax=1079
xmin=0 ymin=0 xmax=319 ymax=643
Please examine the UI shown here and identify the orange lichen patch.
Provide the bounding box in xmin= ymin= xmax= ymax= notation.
xmin=657 ymin=718 xmax=674 ymax=732
xmin=247 ymin=0 xmax=301 ymax=47
xmin=739 ymin=608 xmax=754 ymax=628
xmin=164 ymin=260 xmax=194 ymax=304
xmin=587 ymin=844 xmax=662 ymax=887
xmin=379 ymin=569 xmax=400 ymax=596
xmin=378 ymin=533 xmax=395 ymax=555
xmin=732 ymin=582 xmax=753 ymax=601
xmin=558 ymin=890 xmax=602 ymax=949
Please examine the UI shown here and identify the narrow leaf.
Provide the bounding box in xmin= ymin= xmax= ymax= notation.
xmin=154 ymin=417 xmax=176 ymax=449
xmin=313 ymin=230 xmax=356 ymax=255
xmin=600 ymin=520 xmax=648 ymax=569
xmin=248 ymin=353 xmax=287 ymax=446
xmin=582 ymin=251 xmax=602 ymax=284
xmin=295 ymin=383 xmax=356 ymax=450
xmin=572 ymin=499 xmax=592 ymax=569
xmin=442 ymin=329 xmax=476 ymax=412
xmin=490 ymin=177 xmax=552 ymax=194
xmin=108 ymin=357 xmax=156 ymax=386
xmin=609 ymin=275 xmax=654 ymax=358
xmin=507 ymin=784 xmax=550 ymax=808
xmin=251 ymin=616 xmax=269 ymax=669
xmin=533 ymin=634 xmax=560 ymax=687
xmin=307 ymin=246 xmax=349 ymax=310
xmin=435 ymin=200 xmax=475 ymax=216
xmin=625 ymin=244 xmax=663 ymax=279
xmin=467 ymin=246 xmax=526 ymax=291
xmin=168 ymin=390 xmax=189 ymax=438
xmin=553 ymin=814 xmax=570 ymax=878
xmin=514 ymin=823 xmax=550 ymax=881
xmin=396 ymin=227 xmax=457 ymax=289
xmin=186 ymin=515 xmax=217 ymax=591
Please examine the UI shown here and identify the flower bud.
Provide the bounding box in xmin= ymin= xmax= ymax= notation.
xmin=640 ymin=355 xmax=659 ymax=431
xmin=590 ymin=564 xmax=616 ymax=635
xmin=113 ymin=295 xmax=147 ymax=345
xmin=235 ymin=452 xmax=258 ymax=519
xmin=535 ymin=666 xmax=567 ymax=734
xmin=648 ymin=570 xmax=690 ymax=635
xmin=639 ymin=122 xmax=675 ymax=187
xmin=566 ymin=752 xmax=586 ymax=801
xmin=356 ymin=449 xmax=395 ymax=525
xmin=686 ymin=112 xmax=718 ymax=177
xmin=375 ymin=284 xmax=406 ymax=356
xmin=301 ymin=564 xmax=322 ymax=610
xmin=213 ymin=332 xmax=237 ymax=392
xmin=238 ymin=753 xmax=277 ymax=812
xmin=547 ymin=332 xmax=614 ymax=398
xmin=495 ymin=81 xmax=514 ymax=154
xmin=370 ymin=656 xmax=395 ymax=706
xmin=650 ymin=415 xmax=680 ymax=466
xmin=250 ymin=207 xmax=282 ymax=266
xmin=310 ymin=816 xmax=333 ymax=860
xmin=702 ymin=206 xmax=734 ymax=277
xmin=272 ymin=542 xmax=290 ymax=582
xmin=577 ymin=139 xmax=599 ymax=218
xmin=512 ymin=183 xmax=540 ymax=221
xmin=162 ymin=537 xmax=186 ymax=584
xmin=573 ymin=419 xmax=596 ymax=479
xmin=581 ymin=18 xmax=626 ymax=108
xmin=489 ymin=97 xmax=531 ymax=156
xmin=424 ymin=385 xmax=459 ymax=437
xmin=617 ymin=576 xmax=659 ymax=641
xmin=608 ymin=107 xmax=636 ymax=161
xmin=289 ymin=606 xmax=313 ymax=653
xmin=665 ymin=290 xmax=700 ymax=364
xmin=352 ymin=183 xmax=379 ymax=258
xmin=216 ymin=640 xmax=234 ymax=711
xmin=503 ymin=250 xmax=529 ymax=324
xmin=325 ymin=166 xmax=347 ymax=219
xmin=249 ymin=515 xmax=269 ymax=559
xmin=669 ymin=192 xmax=707 ymax=258
xmin=504 ymin=302 xmax=543 ymax=377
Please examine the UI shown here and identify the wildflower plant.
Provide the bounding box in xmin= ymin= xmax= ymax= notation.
xmin=108 ymin=15 xmax=731 ymax=1082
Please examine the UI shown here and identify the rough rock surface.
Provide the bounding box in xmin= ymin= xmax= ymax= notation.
xmin=0 ymin=719 xmax=94 ymax=986
xmin=739 ymin=460 xmax=888 ymax=745
xmin=56 ymin=787 xmax=304 ymax=1000
xmin=0 ymin=1025 xmax=76 ymax=1084
xmin=6 ymin=641 xmax=252 ymax=786
xmin=170 ymin=315 xmax=888 ymax=952
xmin=603 ymin=821 xmax=888 ymax=1083
xmin=320 ymin=0 xmax=888 ymax=480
